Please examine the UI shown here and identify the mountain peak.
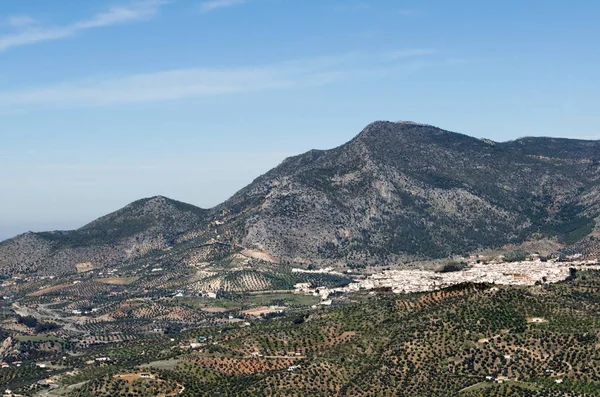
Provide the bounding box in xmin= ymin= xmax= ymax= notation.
xmin=350 ymin=120 xmax=461 ymax=151
xmin=394 ymin=120 xmax=432 ymax=126
xmin=81 ymin=195 xmax=207 ymax=230
xmin=2 ymin=120 xmax=599 ymax=277
xmin=133 ymin=195 xmax=174 ymax=207
xmin=361 ymin=120 xmax=433 ymax=129
xmin=145 ymin=195 xmax=169 ymax=202
xmin=356 ymin=120 xmax=442 ymax=138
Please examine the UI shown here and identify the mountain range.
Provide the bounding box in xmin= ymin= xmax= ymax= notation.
xmin=2 ymin=120 xmax=599 ymax=276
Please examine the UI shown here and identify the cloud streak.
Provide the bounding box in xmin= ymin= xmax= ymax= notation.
xmin=0 ymin=49 xmax=442 ymax=111
xmin=199 ymin=0 xmax=248 ymax=13
xmin=0 ymin=0 xmax=167 ymax=53
xmin=4 ymin=15 xmax=37 ymax=28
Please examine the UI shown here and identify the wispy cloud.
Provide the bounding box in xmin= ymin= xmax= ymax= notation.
xmin=0 ymin=49 xmax=443 ymax=111
xmin=199 ymin=0 xmax=248 ymax=13
xmin=0 ymin=58 xmax=335 ymax=109
xmin=4 ymin=15 xmax=37 ymax=28
xmin=0 ymin=0 xmax=168 ymax=53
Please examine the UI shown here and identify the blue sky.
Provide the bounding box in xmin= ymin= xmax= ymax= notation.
xmin=1 ymin=0 xmax=599 ymax=240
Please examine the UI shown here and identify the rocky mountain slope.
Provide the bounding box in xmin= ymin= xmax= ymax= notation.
xmin=2 ymin=121 xmax=600 ymax=275
xmin=214 ymin=121 xmax=600 ymax=265
xmin=0 ymin=196 xmax=209 ymax=275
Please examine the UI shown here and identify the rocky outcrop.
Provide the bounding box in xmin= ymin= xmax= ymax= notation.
xmin=214 ymin=121 xmax=600 ymax=264
xmin=2 ymin=121 xmax=600 ymax=275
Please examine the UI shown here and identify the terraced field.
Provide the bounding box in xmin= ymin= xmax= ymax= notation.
xmin=59 ymin=270 xmax=600 ymax=396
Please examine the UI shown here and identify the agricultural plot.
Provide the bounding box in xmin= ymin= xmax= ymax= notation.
xmin=69 ymin=373 xmax=182 ymax=397
xmin=3 ymin=269 xmax=600 ymax=396
xmin=135 ymin=271 xmax=600 ymax=396
xmin=186 ymin=262 xmax=353 ymax=294
xmin=245 ymin=292 xmax=320 ymax=307
xmin=94 ymin=277 xmax=139 ymax=285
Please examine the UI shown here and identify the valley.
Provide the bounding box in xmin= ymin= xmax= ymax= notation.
xmin=2 ymin=268 xmax=600 ymax=396
xmin=2 ymin=121 xmax=600 ymax=395
xmin=1 ymin=249 xmax=600 ymax=395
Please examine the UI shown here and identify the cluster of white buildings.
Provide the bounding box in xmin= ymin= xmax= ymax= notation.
xmin=293 ymin=282 xmax=334 ymax=305
xmin=295 ymin=259 xmax=600 ymax=298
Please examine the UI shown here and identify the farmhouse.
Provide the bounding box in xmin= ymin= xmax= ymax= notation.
xmin=241 ymin=306 xmax=287 ymax=318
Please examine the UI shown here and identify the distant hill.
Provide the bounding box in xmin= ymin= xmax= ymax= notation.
xmin=2 ymin=121 xmax=600 ymax=275
xmin=0 ymin=196 xmax=209 ymax=275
